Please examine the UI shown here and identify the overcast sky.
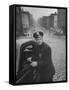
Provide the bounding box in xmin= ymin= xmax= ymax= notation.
xmin=22 ymin=7 xmax=57 ymax=21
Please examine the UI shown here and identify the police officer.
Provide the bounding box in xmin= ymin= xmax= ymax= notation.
xmin=31 ymin=31 xmax=55 ymax=82
xmin=17 ymin=31 xmax=55 ymax=84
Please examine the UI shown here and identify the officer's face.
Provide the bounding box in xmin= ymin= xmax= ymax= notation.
xmin=35 ymin=36 xmax=43 ymax=45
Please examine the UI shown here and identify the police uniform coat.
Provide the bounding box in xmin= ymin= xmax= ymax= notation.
xmin=16 ymin=41 xmax=55 ymax=84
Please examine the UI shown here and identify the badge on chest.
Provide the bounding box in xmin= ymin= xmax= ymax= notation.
xmin=39 ymin=53 xmax=42 ymax=58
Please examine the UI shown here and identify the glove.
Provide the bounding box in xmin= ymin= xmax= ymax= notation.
xmin=30 ymin=61 xmax=38 ymax=67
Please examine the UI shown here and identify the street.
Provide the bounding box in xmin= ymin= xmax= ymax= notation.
xmin=43 ymin=35 xmax=66 ymax=81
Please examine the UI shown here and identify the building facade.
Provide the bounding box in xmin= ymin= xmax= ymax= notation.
xmin=16 ymin=7 xmax=34 ymax=37
xmin=57 ymin=9 xmax=66 ymax=35
xmin=38 ymin=12 xmax=58 ymax=31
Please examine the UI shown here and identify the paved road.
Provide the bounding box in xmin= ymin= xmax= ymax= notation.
xmin=43 ymin=35 xmax=66 ymax=81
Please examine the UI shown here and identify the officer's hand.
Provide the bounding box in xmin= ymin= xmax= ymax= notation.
xmin=30 ymin=61 xmax=38 ymax=67
xmin=27 ymin=57 xmax=32 ymax=62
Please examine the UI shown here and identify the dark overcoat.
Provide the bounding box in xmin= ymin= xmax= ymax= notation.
xmin=16 ymin=41 xmax=55 ymax=84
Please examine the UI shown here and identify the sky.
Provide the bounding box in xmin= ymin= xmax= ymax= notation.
xmin=21 ymin=7 xmax=57 ymax=21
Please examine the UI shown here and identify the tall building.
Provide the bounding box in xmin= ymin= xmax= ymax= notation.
xmin=21 ymin=10 xmax=35 ymax=35
xmin=57 ymin=9 xmax=66 ymax=35
xmin=16 ymin=7 xmax=34 ymax=36
xmin=38 ymin=12 xmax=58 ymax=31
xmin=38 ymin=16 xmax=50 ymax=30
xmin=50 ymin=12 xmax=58 ymax=29
xmin=16 ymin=7 xmax=23 ymax=35
xmin=21 ymin=11 xmax=31 ymax=34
